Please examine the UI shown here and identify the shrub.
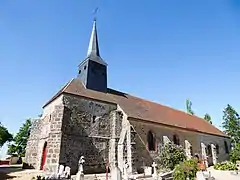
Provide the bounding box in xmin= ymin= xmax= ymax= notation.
xmin=214 ymin=161 xmax=237 ymax=171
xmin=173 ymin=158 xmax=198 ymax=180
xmin=230 ymin=143 xmax=240 ymax=163
xmin=155 ymin=142 xmax=186 ymax=171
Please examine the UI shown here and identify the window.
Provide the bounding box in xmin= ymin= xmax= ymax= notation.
xmin=78 ymin=70 xmax=81 ymax=74
xmin=84 ymin=65 xmax=87 ymax=70
xmin=92 ymin=115 xmax=96 ymax=123
xmin=190 ymin=146 xmax=193 ymax=156
xmin=216 ymin=144 xmax=219 ymax=154
xmin=173 ymin=134 xmax=180 ymax=145
xmin=147 ymin=131 xmax=155 ymax=151
xmin=224 ymin=141 xmax=229 ymax=153
xmin=207 ymin=145 xmax=212 ymax=156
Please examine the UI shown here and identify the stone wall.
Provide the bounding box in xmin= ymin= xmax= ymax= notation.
xmin=59 ymin=94 xmax=118 ymax=174
xmin=25 ymin=103 xmax=64 ymax=172
xmin=129 ymin=119 xmax=231 ymax=170
xmin=25 ymin=115 xmax=51 ymax=169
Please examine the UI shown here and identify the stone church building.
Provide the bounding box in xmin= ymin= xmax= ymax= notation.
xmin=25 ymin=20 xmax=230 ymax=175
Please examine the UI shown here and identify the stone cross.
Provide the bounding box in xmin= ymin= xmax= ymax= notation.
xmin=78 ymin=156 xmax=85 ymax=174
xmin=152 ymin=162 xmax=157 ymax=178
xmin=76 ymin=156 xmax=85 ymax=180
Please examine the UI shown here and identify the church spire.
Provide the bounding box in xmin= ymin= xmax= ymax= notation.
xmin=77 ymin=17 xmax=108 ymax=93
xmin=87 ymin=19 xmax=100 ymax=58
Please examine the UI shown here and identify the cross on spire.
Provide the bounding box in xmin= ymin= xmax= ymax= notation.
xmin=93 ymin=7 xmax=99 ymax=21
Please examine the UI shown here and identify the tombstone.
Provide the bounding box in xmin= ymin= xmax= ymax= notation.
xmin=144 ymin=167 xmax=152 ymax=176
xmin=64 ymin=166 xmax=71 ymax=178
xmin=110 ymin=162 xmax=122 ymax=180
xmin=152 ymin=162 xmax=157 ymax=178
xmin=185 ymin=140 xmax=192 ymax=159
xmin=123 ymin=161 xmax=129 ymax=180
xmin=57 ymin=165 xmax=65 ymax=178
xmin=201 ymin=142 xmax=208 ymax=168
xmin=211 ymin=144 xmax=217 ymax=165
xmin=76 ymin=156 xmax=85 ymax=180
xmin=163 ymin=136 xmax=171 ymax=145
xmin=196 ymin=171 xmax=206 ymax=180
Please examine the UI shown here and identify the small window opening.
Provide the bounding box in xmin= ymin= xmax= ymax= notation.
xmin=84 ymin=65 xmax=87 ymax=70
xmin=216 ymin=144 xmax=219 ymax=154
xmin=147 ymin=131 xmax=155 ymax=151
xmin=224 ymin=141 xmax=229 ymax=153
xmin=173 ymin=134 xmax=180 ymax=145
xmin=190 ymin=146 xmax=193 ymax=156
xmin=92 ymin=115 xmax=96 ymax=123
xmin=207 ymin=145 xmax=212 ymax=156
xmin=78 ymin=70 xmax=81 ymax=74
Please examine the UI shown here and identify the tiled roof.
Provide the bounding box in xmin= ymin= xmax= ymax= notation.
xmin=43 ymin=78 xmax=227 ymax=137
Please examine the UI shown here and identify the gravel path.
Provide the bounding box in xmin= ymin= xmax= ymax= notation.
xmin=0 ymin=165 xmax=42 ymax=180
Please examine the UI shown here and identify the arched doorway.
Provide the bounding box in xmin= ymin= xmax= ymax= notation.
xmin=40 ymin=142 xmax=47 ymax=170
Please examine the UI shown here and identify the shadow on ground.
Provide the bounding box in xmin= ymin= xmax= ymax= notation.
xmin=0 ymin=165 xmax=23 ymax=179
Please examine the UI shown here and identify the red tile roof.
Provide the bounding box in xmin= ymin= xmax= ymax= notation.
xmin=43 ymin=78 xmax=227 ymax=137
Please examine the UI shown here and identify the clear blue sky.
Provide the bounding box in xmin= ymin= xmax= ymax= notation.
xmin=0 ymin=0 xmax=240 ymax=157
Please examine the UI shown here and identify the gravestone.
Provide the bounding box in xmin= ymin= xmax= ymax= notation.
xmin=64 ymin=166 xmax=71 ymax=178
xmin=152 ymin=162 xmax=157 ymax=178
xmin=110 ymin=162 xmax=122 ymax=180
xmin=76 ymin=156 xmax=85 ymax=180
xmin=58 ymin=165 xmax=65 ymax=178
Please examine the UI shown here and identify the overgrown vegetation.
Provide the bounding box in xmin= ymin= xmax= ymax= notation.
xmin=0 ymin=122 xmax=12 ymax=147
xmin=213 ymin=161 xmax=237 ymax=171
xmin=155 ymin=142 xmax=186 ymax=171
xmin=8 ymin=119 xmax=32 ymax=157
xmin=173 ymin=158 xmax=198 ymax=180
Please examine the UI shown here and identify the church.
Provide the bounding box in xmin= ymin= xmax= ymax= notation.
xmin=25 ymin=19 xmax=231 ymax=175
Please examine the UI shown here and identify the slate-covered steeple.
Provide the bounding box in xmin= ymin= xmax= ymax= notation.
xmin=77 ymin=19 xmax=108 ymax=93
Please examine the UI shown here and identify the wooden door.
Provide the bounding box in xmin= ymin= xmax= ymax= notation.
xmin=40 ymin=142 xmax=47 ymax=170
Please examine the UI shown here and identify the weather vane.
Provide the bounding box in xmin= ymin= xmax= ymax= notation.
xmin=93 ymin=7 xmax=99 ymax=21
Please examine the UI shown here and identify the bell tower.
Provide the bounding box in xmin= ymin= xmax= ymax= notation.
xmin=77 ymin=19 xmax=108 ymax=93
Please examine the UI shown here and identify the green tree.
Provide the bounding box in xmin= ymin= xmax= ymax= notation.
xmin=8 ymin=119 xmax=32 ymax=156
xmin=204 ymin=113 xmax=212 ymax=124
xmin=230 ymin=143 xmax=240 ymax=163
xmin=186 ymin=99 xmax=194 ymax=115
xmin=0 ymin=123 xmax=12 ymax=147
xmin=222 ymin=104 xmax=240 ymax=146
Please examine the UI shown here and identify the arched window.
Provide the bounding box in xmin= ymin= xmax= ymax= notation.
xmin=173 ymin=134 xmax=180 ymax=145
xmin=224 ymin=141 xmax=229 ymax=153
xmin=207 ymin=145 xmax=212 ymax=157
xmin=216 ymin=144 xmax=219 ymax=154
xmin=147 ymin=131 xmax=155 ymax=151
